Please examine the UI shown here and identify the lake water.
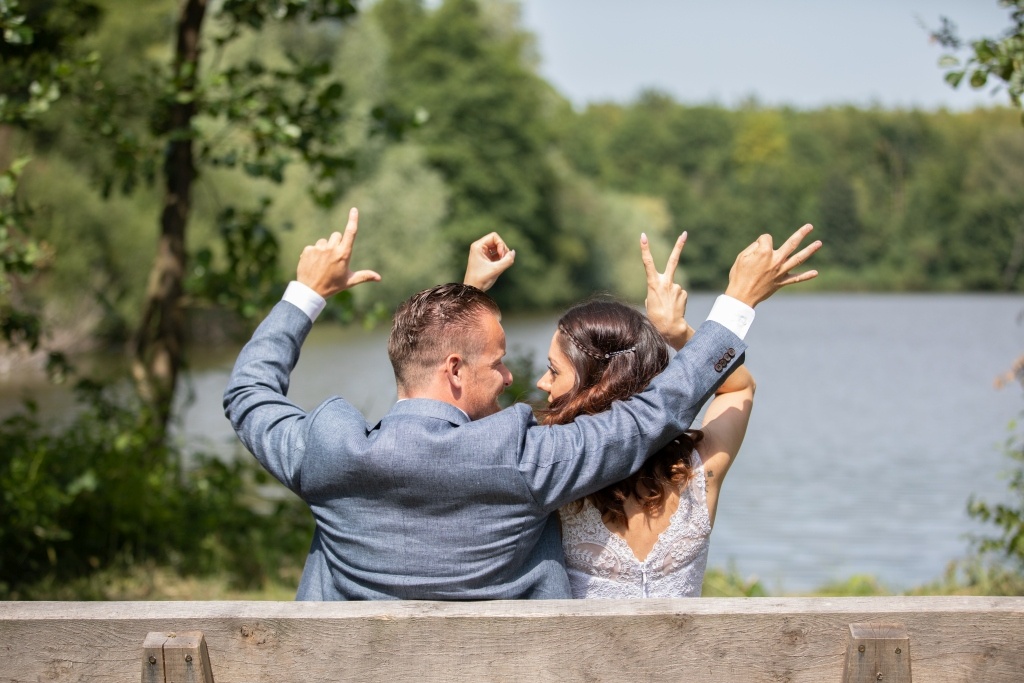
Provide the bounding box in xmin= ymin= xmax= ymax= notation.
xmin=168 ymin=292 xmax=1024 ymax=593
xmin=6 ymin=293 xmax=1023 ymax=593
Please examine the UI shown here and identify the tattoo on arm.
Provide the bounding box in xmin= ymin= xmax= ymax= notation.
xmin=706 ymin=469 xmax=714 ymax=478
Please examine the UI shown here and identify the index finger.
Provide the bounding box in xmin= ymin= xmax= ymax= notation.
xmin=640 ymin=233 xmax=659 ymax=281
xmin=776 ymin=223 xmax=813 ymax=257
xmin=662 ymin=232 xmax=687 ymax=280
xmin=338 ymin=207 xmax=360 ymax=252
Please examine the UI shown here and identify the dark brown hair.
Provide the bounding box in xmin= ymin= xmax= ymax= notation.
xmin=540 ymin=299 xmax=702 ymax=526
xmin=388 ymin=283 xmax=501 ymax=390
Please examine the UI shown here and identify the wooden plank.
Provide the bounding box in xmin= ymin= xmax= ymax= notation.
xmin=843 ymin=623 xmax=912 ymax=683
xmin=162 ymin=631 xmax=215 ymax=683
xmin=142 ymin=632 xmax=168 ymax=683
xmin=1 ymin=597 xmax=1022 ymax=683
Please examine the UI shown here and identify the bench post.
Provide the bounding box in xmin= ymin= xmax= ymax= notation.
xmin=842 ymin=622 xmax=912 ymax=683
xmin=141 ymin=631 xmax=214 ymax=683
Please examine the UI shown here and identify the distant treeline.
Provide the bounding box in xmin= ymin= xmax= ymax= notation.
xmin=14 ymin=0 xmax=1024 ymax=348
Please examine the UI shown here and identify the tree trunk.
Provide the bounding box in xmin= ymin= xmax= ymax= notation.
xmin=0 ymin=124 xmax=14 ymax=170
xmin=130 ymin=0 xmax=207 ymax=434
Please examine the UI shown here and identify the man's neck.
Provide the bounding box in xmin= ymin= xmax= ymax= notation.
xmin=397 ymin=386 xmax=470 ymax=419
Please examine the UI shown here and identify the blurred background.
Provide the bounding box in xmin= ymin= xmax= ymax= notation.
xmin=2 ymin=0 xmax=1022 ymax=600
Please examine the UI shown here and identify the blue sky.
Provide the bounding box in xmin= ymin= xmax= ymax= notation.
xmin=516 ymin=0 xmax=1014 ymax=110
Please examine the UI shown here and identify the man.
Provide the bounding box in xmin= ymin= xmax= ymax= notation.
xmin=223 ymin=208 xmax=820 ymax=599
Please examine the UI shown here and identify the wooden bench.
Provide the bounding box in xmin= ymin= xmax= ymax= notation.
xmin=2 ymin=596 xmax=1022 ymax=682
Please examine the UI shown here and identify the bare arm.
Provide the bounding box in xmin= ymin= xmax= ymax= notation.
xmin=697 ymin=365 xmax=755 ymax=526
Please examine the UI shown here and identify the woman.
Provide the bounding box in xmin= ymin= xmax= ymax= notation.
xmin=536 ymin=233 xmax=755 ymax=598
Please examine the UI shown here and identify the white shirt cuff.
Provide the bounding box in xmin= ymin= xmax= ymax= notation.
xmin=283 ymin=281 xmax=326 ymax=322
xmin=706 ymin=295 xmax=754 ymax=340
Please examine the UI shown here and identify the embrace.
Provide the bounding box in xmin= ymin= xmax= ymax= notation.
xmin=223 ymin=209 xmax=820 ymax=600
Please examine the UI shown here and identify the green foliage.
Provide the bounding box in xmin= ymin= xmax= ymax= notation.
xmin=908 ymin=557 xmax=1024 ymax=596
xmin=0 ymin=382 xmax=312 ymax=597
xmin=0 ymin=0 xmax=99 ymax=362
xmin=338 ymin=144 xmax=453 ymax=311
xmin=498 ymin=345 xmax=545 ymax=410
xmin=701 ymin=562 xmax=767 ymax=597
xmin=372 ymin=0 xmax=569 ymax=310
xmin=188 ymin=198 xmax=286 ymax=319
xmin=966 ymin=362 xmax=1024 ymax=575
xmin=0 ymin=159 xmax=76 ymax=380
xmin=560 ymin=102 xmax=1024 ymax=292
xmin=64 ymin=0 xmax=365 ymax=263
xmin=0 ymin=159 xmax=45 ymax=299
xmin=4 ymin=0 xmax=1024 ymax=599
xmin=934 ymin=0 xmax=1024 ymax=122
xmin=810 ymin=574 xmax=890 ymax=597
xmin=0 ymin=0 xmax=101 ymax=125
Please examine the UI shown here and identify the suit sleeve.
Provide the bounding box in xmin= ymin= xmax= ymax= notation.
xmin=223 ymin=300 xmax=315 ymax=492
xmin=518 ymin=319 xmax=746 ymax=512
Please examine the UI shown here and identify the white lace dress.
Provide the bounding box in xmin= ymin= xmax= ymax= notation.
xmin=559 ymin=452 xmax=712 ymax=598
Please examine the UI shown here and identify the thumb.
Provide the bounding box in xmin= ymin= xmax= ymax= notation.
xmin=347 ymin=270 xmax=382 ymax=287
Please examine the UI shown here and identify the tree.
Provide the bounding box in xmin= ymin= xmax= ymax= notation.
xmin=0 ymin=0 xmax=100 ymax=371
xmin=49 ymin=0 xmax=364 ymax=435
xmin=372 ymin=0 xmax=569 ymax=308
xmin=936 ymin=1 xmax=1024 ymax=582
xmin=967 ymin=359 xmax=1024 ymax=578
xmin=933 ymin=0 xmax=1024 ymax=123
xmin=817 ymin=172 xmax=864 ymax=269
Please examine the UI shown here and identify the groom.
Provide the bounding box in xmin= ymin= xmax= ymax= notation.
xmin=223 ymin=209 xmax=820 ymax=600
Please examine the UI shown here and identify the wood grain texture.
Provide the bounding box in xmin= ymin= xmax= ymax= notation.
xmin=843 ymin=623 xmax=912 ymax=683
xmin=1 ymin=597 xmax=1022 ymax=682
xmin=161 ymin=631 xmax=215 ymax=683
xmin=142 ymin=632 xmax=168 ymax=683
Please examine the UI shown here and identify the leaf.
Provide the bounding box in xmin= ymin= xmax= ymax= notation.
xmin=970 ymin=70 xmax=989 ymax=88
xmin=944 ymin=71 xmax=965 ymax=88
xmin=3 ymin=26 xmax=33 ymax=45
xmin=66 ymin=470 xmax=98 ymax=496
xmin=938 ymin=55 xmax=960 ymax=68
xmin=974 ymin=40 xmax=997 ymax=63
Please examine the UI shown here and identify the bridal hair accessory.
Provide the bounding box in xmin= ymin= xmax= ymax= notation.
xmin=559 ymin=325 xmax=636 ymax=361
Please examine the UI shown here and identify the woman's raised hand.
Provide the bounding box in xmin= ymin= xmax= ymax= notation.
xmin=464 ymin=232 xmax=515 ymax=291
xmin=641 ymin=232 xmax=694 ymax=351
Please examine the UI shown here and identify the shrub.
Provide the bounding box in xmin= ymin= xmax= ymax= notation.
xmin=0 ymin=381 xmax=312 ymax=598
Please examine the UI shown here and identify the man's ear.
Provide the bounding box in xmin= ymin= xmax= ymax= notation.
xmin=445 ymin=354 xmax=464 ymax=389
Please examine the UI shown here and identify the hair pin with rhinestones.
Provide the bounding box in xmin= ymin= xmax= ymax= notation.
xmin=559 ymin=325 xmax=636 ymax=361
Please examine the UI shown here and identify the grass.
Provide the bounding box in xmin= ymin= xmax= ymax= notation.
xmin=9 ymin=562 xmax=302 ymax=601
xmin=8 ymin=558 xmax=1022 ymax=601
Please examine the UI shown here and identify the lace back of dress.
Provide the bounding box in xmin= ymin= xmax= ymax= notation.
xmin=560 ymin=451 xmax=712 ymax=598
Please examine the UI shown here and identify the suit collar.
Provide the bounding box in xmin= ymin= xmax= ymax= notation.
xmin=386 ymin=398 xmax=471 ymax=426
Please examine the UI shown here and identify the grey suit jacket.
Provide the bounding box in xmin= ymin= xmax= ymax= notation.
xmin=224 ymin=300 xmax=746 ymax=600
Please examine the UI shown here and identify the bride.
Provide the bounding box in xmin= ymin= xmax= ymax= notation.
xmin=536 ymin=233 xmax=755 ymax=598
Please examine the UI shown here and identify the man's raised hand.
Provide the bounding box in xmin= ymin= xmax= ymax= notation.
xmin=725 ymin=224 xmax=821 ymax=308
xmin=296 ymin=208 xmax=381 ymax=298
xmin=463 ymin=232 xmax=515 ymax=292
xmin=641 ymin=231 xmax=693 ymax=350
